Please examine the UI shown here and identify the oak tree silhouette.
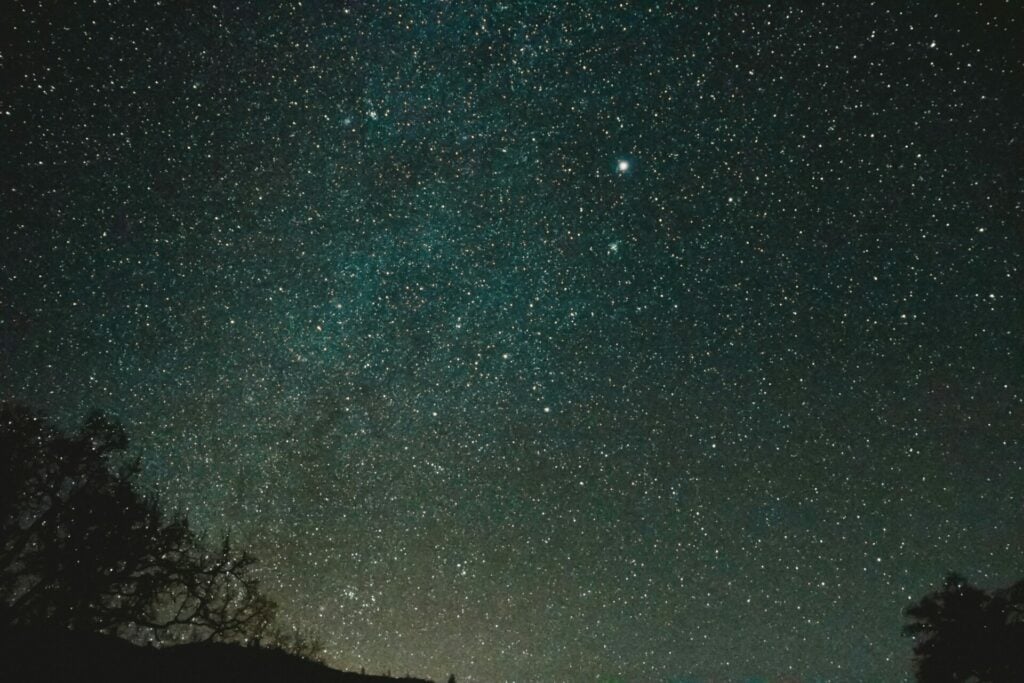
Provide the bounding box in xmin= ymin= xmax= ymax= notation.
xmin=0 ymin=403 xmax=275 ymax=645
xmin=905 ymin=573 xmax=1024 ymax=682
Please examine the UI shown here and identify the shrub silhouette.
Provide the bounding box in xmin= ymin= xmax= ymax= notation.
xmin=0 ymin=403 xmax=285 ymax=647
xmin=905 ymin=573 xmax=1024 ymax=682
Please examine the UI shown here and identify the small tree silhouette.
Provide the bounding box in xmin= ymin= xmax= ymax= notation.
xmin=905 ymin=573 xmax=1024 ymax=682
xmin=0 ymin=403 xmax=287 ymax=648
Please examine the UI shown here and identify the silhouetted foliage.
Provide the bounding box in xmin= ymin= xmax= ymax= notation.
xmin=0 ymin=403 xmax=314 ymax=656
xmin=904 ymin=573 xmax=1024 ymax=682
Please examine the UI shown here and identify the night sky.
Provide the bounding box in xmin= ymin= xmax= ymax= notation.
xmin=2 ymin=2 xmax=1023 ymax=681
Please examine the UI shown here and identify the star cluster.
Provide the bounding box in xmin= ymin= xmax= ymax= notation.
xmin=2 ymin=2 xmax=1022 ymax=681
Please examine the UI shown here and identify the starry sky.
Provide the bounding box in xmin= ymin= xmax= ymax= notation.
xmin=2 ymin=2 xmax=1022 ymax=681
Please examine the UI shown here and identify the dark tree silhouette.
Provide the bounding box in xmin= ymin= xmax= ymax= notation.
xmin=0 ymin=403 xmax=279 ymax=646
xmin=905 ymin=573 xmax=1024 ymax=682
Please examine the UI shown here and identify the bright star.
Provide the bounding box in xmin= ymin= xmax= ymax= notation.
xmin=617 ymin=159 xmax=630 ymax=173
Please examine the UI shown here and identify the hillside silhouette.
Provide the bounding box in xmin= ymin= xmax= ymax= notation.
xmin=1 ymin=626 xmax=433 ymax=683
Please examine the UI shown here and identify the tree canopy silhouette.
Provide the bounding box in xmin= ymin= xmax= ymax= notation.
xmin=0 ymin=403 xmax=289 ymax=648
xmin=904 ymin=573 xmax=1024 ymax=682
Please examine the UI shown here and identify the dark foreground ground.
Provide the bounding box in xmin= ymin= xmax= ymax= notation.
xmin=0 ymin=627 xmax=433 ymax=683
